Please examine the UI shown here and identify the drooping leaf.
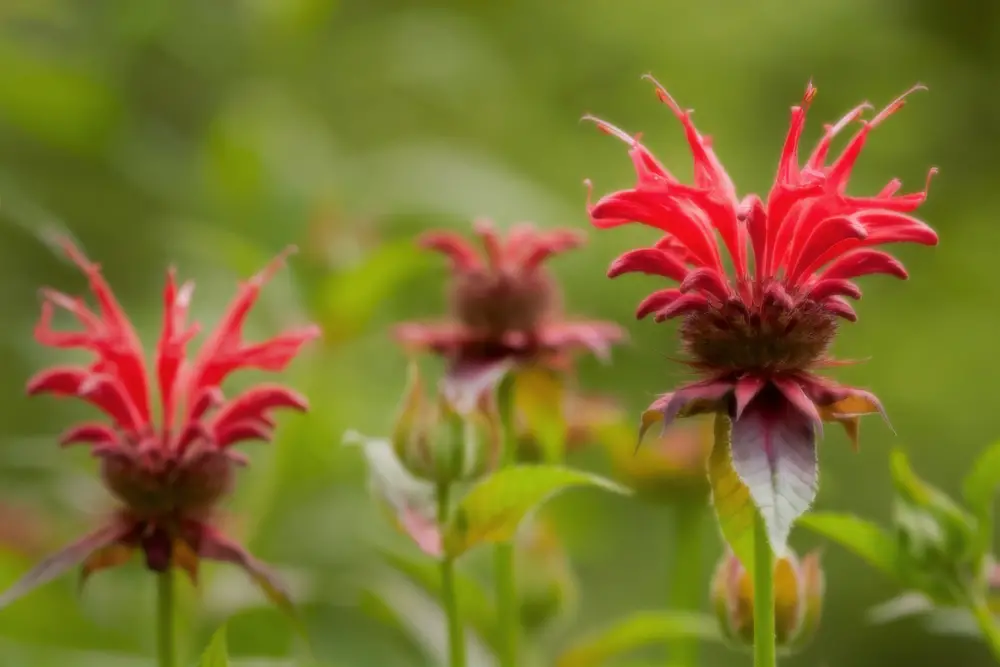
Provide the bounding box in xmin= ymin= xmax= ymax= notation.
xmin=443 ymin=465 xmax=629 ymax=558
xmin=443 ymin=356 xmax=514 ymax=415
xmin=514 ymin=365 xmax=568 ymax=463
xmin=798 ymin=512 xmax=900 ymax=578
xmin=730 ymin=403 xmax=818 ymax=555
xmin=554 ymin=611 xmax=721 ymax=667
xmin=707 ymin=414 xmax=757 ymax=571
xmin=344 ymin=432 xmax=441 ymax=556
xmin=378 ymin=547 xmax=499 ymax=651
xmin=962 ymin=439 xmax=1000 ymax=550
xmin=199 ymin=624 xmax=230 ymax=667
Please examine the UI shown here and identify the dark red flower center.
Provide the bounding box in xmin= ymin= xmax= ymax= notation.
xmin=100 ymin=441 xmax=235 ymax=518
xmin=451 ymin=267 xmax=557 ymax=335
xmin=680 ymin=283 xmax=836 ymax=372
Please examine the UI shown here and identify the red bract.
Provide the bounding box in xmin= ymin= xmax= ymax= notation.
xmin=394 ymin=219 xmax=624 ymax=407
xmin=0 ymin=241 xmax=320 ymax=610
xmin=586 ymin=78 xmax=937 ymax=550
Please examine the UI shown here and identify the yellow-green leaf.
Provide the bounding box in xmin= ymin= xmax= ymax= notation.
xmin=962 ymin=439 xmax=1000 ymax=550
xmin=515 ymin=366 xmax=567 ymax=463
xmin=199 ymin=624 xmax=230 ymax=667
xmin=555 ymin=611 xmax=721 ymax=667
xmin=707 ymin=413 xmax=756 ymax=571
xmin=444 ymin=465 xmax=629 ymax=558
xmin=797 ymin=512 xmax=899 ymax=578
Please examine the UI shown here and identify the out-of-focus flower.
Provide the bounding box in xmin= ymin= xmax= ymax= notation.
xmin=394 ymin=219 xmax=625 ymax=409
xmin=0 ymin=240 xmax=319 ymax=609
xmin=516 ymin=516 xmax=578 ymax=634
xmin=585 ymin=78 xmax=937 ymax=548
xmin=391 ymin=363 xmax=499 ymax=485
xmin=711 ymin=548 xmax=824 ymax=651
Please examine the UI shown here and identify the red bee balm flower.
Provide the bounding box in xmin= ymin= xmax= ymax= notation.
xmin=586 ymin=78 xmax=937 ymax=550
xmin=0 ymin=241 xmax=320 ymax=609
xmin=394 ymin=220 xmax=625 ymax=407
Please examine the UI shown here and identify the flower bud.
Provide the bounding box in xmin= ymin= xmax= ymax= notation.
xmin=391 ymin=363 xmax=499 ymax=484
xmin=711 ymin=549 xmax=823 ymax=652
xmin=516 ymin=518 xmax=578 ymax=634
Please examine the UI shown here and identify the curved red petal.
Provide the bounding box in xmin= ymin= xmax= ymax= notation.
xmin=607 ymin=248 xmax=689 ymax=282
xmin=635 ymin=288 xmax=683 ymax=320
xmin=59 ymin=423 xmax=120 ymax=448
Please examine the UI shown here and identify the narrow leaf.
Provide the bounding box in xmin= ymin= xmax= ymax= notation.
xmin=515 ymin=366 xmax=568 ymax=463
xmin=0 ymin=524 xmax=122 ymax=609
xmin=798 ymin=512 xmax=900 ymax=578
xmin=555 ymin=611 xmax=721 ymax=667
xmin=707 ymin=413 xmax=756 ymax=571
xmin=199 ymin=625 xmax=230 ymax=667
xmin=730 ymin=403 xmax=818 ymax=554
xmin=444 ymin=465 xmax=629 ymax=558
xmin=962 ymin=439 xmax=1000 ymax=547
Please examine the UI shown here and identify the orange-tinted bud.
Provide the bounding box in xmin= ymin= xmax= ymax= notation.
xmin=711 ymin=549 xmax=824 ymax=652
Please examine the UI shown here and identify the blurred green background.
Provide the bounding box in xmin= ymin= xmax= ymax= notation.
xmin=0 ymin=0 xmax=997 ymax=665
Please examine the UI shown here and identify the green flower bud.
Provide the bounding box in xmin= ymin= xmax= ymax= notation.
xmin=711 ymin=549 xmax=824 ymax=653
xmin=391 ymin=363 xmax=499 ymax=484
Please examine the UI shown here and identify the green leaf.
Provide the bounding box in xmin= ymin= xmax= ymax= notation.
xmin=554 ymin=611 xmax=721 ymax=667
xmin=707 ymin=414 xmax=756 ymax=571
xmin=798 ymin=512 xmax=899 ymax=578
xmin=890 ymin=448 xmax=981 ymax=562
xmin=199 ymin=625 xmax=230 ymax=667
xmin=378 ymin=548 xmax=499 ymax=651
xmin=962 ymin=439 xmax=1000 ymax=549
xmin=514 ymin=366 xmax=568 ymax=463
xmin=444 ymin=465 xmax=629 ymax=558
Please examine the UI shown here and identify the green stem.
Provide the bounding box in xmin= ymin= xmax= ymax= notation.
xmin=438 ymin=482 xmax=466 ymax=667
xmin=752 ymin=514 xmax=776 ymax=667
xmin=495 ymin=374 xmax=518 ymax=667
xmin=668 ymin=503 xmax=704 ymax=667
xmin=971 ymin=597 xmax=1000 ymax=663
xmin=156 ymin=570 xmax=177 ymax=667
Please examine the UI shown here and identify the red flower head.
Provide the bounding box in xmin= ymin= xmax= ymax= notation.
xmin=394 ymin=219 xmax=625 ymax=407
xmin=586 ymin=78 xmax=937 ymax=550
xmin=0 ymin=241 xmax=320 ymax=609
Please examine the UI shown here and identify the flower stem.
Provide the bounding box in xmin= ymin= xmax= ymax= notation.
xmin=495 ymin=374 xmax=519 ymax=667
xmin=970 ymin=597 xmax=1000 ymax=663
xmin=668 ymin=502 xmax=704 ymax=667
xmin=753 ymin=513 xmax=776 ymax=667
xmin=437 ymin=481 xmax=466 ymax=667
xmin=156 ymin=570 xmax=177 ymax=667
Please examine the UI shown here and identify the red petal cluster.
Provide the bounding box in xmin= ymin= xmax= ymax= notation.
xmin=587 ymin=77 xmax=938 ymax=327
xmin=394 ymin=220 xmax=625 ymax=393
xmin=29 ymin=242 xmax=319 ymax=458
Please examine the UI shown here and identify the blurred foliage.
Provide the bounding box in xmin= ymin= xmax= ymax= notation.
xmin=0 ymin=0 xmax=998 ymax=666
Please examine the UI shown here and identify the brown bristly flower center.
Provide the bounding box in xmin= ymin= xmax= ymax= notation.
xmin=451 ymin=267 xmax=558 ymax=335
xmin=680 ymin=288 xmax=836 ymax=373
xmin=100 ymin=445 xmax=234 ymax=518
